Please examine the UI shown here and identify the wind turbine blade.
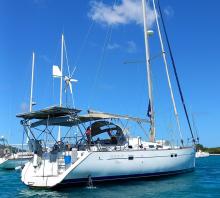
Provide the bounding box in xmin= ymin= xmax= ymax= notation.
xmin=64 ymin=76 xmax=68 ymax=81
xmin=69 ymin=82 xmax=73 ymax=94
xmin=52 ymin=65 xmax=62 ymax=77
xmin=70 ymin=79 xmax=78 ymax=82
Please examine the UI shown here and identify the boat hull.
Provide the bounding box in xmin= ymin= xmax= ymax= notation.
xmin=59 ymin=167 xmax=194 ymax=187
xmin=195 ymin=151 xmax=209 ymax=158
xmin=61 ymin=147 xmax=195 ymax=186
xmin=21 ymin=146 xmax=195 ymax=188
xmin=0 ymin=158 xmax=30 ymax=170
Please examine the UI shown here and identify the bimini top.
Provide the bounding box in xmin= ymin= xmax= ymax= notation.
xmin=16 ymin=106 xmax=81 ymax=120
xmin=17 ymin=107 xmax=149 ymax=128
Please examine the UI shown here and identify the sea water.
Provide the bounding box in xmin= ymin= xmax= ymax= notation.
xmin=0 ymin=156 xmax=220 ymax=198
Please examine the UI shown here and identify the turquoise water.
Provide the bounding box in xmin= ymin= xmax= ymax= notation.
xmin=0 ymin=156 xmax=220 ymax=198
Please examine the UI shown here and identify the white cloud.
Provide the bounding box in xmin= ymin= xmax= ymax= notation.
xmin=107 ymin=43 xmax=120 ymax=50
xmin=126 ymin=40 xmax=137 ymax=53
xmin=88 ymin=0 xmax=155 ymax=27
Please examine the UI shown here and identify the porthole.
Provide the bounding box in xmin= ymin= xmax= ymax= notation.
xmin=128 ymin=156 xmax=134 ymax=160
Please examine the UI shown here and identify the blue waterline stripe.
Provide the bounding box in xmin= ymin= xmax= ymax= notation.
xmin=59 ymin=168 xmax=194 ymax=185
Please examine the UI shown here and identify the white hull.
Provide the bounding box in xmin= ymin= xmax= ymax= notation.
xmin=22 ymin=147 xmax=195 ymax=188
xmin=0 ymin=157 xmax=30 ymax=170
xmin=196 ymin=151 xmax=209 ymax=158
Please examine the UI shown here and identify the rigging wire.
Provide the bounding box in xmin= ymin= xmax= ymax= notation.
xmin=62 ymin=21 xmax=96 ymax=108
xmin=152 ymin=0 xmax=183 ymax=145
xmin=63 ymin=38 xmax=71 ymax=77
xmin=22 ymin=56 xmax=33 ymax=113
xmin=63 ymin=37 xmax=76 ymax=107
xmin=71 ymin=20 xmax=95 ymax=77
xmin=157 ymin=0 xmax=195 ymax=143
xmin=89 ymin=25 xmax=113 ymax=107
xmin=22 ymin=128 xmax=25 ymax=157
xmin=191 ymin=113 xmax=200 ymax=142
xmin=52 ymin=38 xmax=61 ymax=105
xmin=88 ymin=0 xmax=118 ymax=107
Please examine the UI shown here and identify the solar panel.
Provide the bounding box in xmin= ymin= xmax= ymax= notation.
xmin=16 ymin=106 xmax=81 ymax=120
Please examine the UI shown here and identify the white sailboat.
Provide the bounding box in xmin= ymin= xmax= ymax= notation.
xmin=0 ymin=53 xmax=36 ymax=170
xmin=16 ymin=0 xmax=196 ymax=188
xmin=196 ymin=150 xmax=210 ymax=158
xmin=0 ymin=136 xmax=32 ymax=170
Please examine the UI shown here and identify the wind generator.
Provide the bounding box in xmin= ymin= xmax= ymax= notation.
xmin=52 ymin=34 xmax=78 ymax=141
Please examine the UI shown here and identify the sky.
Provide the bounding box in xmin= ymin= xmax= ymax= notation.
xmin=0 ymin=0 xmax=219 ymax=147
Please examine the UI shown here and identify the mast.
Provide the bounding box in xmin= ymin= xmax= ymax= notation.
xmin=58 ymin=34 xmax=64 ymax=141
xmin=29 ymin=52 xmax=35 ymax=112
xmin=27 ymin=52 xmax=35 ymax=143
xmin=142 ymin=0 xmax=155 ymax=142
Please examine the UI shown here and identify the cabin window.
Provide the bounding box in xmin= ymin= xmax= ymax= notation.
xmin=171 ymin=153 xmax=177 ymax=157
xmin=149 ymin=145 xmax=155 ymax=148
xmin=128 ymin=156 xmax=134 ymax=160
